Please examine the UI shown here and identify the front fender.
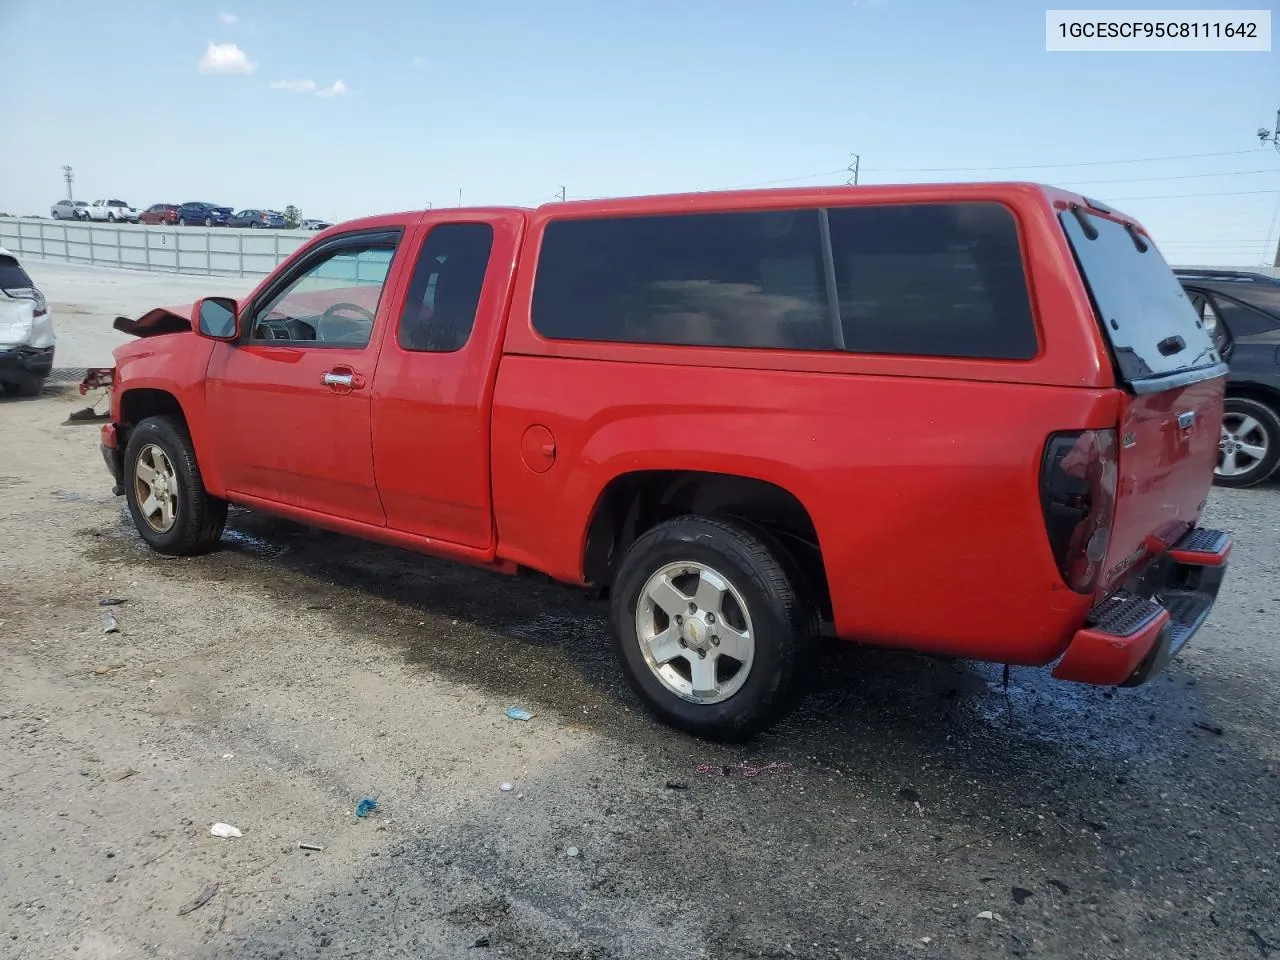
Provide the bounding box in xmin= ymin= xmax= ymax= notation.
xmin=113 ymin=334 xmax=223 ymax=495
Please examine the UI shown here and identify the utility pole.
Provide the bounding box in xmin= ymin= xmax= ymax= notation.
xmin=458 ymin=188 xmax=462 ymax=207
xmin=63 ymin=165 xmax=74 ymax=200
xmin=556 ymin=185 xmax=566 ymax=202
xmin=845 ymin=154 xmax=860 ymax=186
xmin=425 ymin=202 xmax=432 ymax=209
xmin=1259 ymin=111 xmax=1280 ymax=266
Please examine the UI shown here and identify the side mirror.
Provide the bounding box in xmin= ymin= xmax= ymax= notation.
xmin=195 ymin=296 xmax=239 ymax=341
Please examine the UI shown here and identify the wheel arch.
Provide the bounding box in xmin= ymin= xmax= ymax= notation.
xmin=1225 ymin=380 xmax=1280 ymax=411
xmin=581 ymin=468 xmax=832 ymax=619
xmin=116 ymin=386 xmax=227 ymax=496
xmin=119 ymin=386 xmax=189 ymax=432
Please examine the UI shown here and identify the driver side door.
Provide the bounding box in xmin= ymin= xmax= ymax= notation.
xmin=205 ymin=227 xmax=408 ymax=526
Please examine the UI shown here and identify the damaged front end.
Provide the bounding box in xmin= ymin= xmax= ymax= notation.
xmin=112 ymin=305 xmax=194 ymax=338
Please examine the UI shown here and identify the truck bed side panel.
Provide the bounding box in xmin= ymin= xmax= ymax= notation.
xmin=491 ymin=357 xmax=1108 ymax=666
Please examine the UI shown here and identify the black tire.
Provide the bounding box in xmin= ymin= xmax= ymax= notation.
xmin=1215 ymin=396 xmax=1280 ymax=488
xmin=609 ymin=515 xmax=816 ymax=742
xmin=2 ymin=380 xmax=42 ymax=397
xmin=122 ymin=416 xmax=227 ymax=555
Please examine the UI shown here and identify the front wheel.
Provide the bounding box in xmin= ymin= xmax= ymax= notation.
xmin=123 ymin=416 xmax=227 ymax=555
xmin=609 ymin=516 xmax=815 ymax=741
xmin=1216 ymin=397 xmax=1280 ymax=488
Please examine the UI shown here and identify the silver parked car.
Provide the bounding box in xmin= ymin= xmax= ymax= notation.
xmin=0 ymin=247 xmax=55 ymax=397
xmin=50 ymin=199 xmax=89 ymax=220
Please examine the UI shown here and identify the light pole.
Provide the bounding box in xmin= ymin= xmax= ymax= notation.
xmin=1259 ymin=111 xmax=1280 ymax=267
xmin=63 ymin=165 xmax=74 ymax=201
xmin=1258 ymin=109 xmax=1280 ymax=153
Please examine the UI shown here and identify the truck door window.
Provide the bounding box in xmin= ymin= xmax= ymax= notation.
xmin=397 ymin=223 xmax=494 ymax=352
xmin=248 ymin=240 xmax=399 ymax=347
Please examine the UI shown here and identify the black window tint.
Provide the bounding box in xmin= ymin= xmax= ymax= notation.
xmin=1213 ymin=293 xmax=1280 ymax=338
xmin=828 ymin=202 xmax=1037 ymax=360
xmin=532 ymin=210 xmax=833 ymax=350
xmin=1060 ymin=210 xmax=1216 ymax=383
xmin=397 ymin=223 xmax=494 ymax=352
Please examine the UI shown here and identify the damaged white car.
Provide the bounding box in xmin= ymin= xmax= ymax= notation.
xmin=0 ymin=248 xmax=55 ymax=396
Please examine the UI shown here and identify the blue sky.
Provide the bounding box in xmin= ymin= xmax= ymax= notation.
xmin=2 ymin=0 xmax=1277 ymax=264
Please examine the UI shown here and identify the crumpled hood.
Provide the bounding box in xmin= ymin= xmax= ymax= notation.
xmin=113 ymin=303 xmax=196 ymax=338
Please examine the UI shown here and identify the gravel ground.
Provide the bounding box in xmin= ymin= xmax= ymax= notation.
xmin=2 ymin=265 xmax=1279 ymax=960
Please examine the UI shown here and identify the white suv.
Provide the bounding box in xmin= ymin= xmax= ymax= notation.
xmin=83 ymin=199 xmax=140 ymax=223
xmin=0 ymin=248 xmax=55 ymax=397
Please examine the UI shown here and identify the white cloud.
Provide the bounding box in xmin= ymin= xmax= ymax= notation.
xmin=220 ymin=11 xmax=238 ymax=25
xmin=270 ymin=78 xmax=347 ymax=98
xmin=411 ymin=56 xmax=427 ymax=67
xmin=270 ymin=78 xmax=317 ymax=93
xmin=198 ymin=41 xmax=255 ymax=75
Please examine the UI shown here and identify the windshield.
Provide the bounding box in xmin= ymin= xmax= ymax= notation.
xmin=1060 ymin=208 xmax=1221 ymax=386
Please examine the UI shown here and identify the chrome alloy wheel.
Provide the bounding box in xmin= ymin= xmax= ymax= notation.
xmin=133 ymin=443 xmax=179 ymax=533
xmin=1218 ymin=411 xmax=1270 ymax=479
xmin=634 ymin=561 xmax=755 ymax=705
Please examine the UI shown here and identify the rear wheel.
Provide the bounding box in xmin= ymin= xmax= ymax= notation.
xmin=1216 ymin=397 xmax=1280 ymax=488
xmin=123 ymin=416 xmax=227 ymax=555
xmin=609 ymin=516 xmax=815 ymax=741
xmin=2 ymin=380 xmax=42 ymax=397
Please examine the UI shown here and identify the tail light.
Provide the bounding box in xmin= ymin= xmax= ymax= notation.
xmin=2 ymin=286 xmax=47 ymax=317
xmin=1039 ymin=429 xmax=1118 ymax=594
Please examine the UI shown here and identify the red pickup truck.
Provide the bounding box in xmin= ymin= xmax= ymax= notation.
xmin=97 ymin=183 xmax=1232 ymax=740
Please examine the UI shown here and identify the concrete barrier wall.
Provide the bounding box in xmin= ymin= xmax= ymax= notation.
xmin=0 ymin=217 xmax=311 ymax=278
xmin=3 ymin=216 xmax=1276 ymax=282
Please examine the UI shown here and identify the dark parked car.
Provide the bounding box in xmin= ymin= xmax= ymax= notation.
xmin=177 ymin=202 xmax=233 ymax=227
xmin=1176 ymin=269 xmax=1280 ymax=487
xmin=140 ymin=204 xmax=180 ymax=226
xmin=228 ymin=209 xmax=286 ymax=229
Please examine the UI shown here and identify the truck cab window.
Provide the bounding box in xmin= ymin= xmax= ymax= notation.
xmin=249 ymin=242 xmax=398 ymax=347
xmin=397 ymin=223 xmax=494 ymax=353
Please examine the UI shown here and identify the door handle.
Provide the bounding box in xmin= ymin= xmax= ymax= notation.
xmin=322 ymin=371 xmax=354 ymax=387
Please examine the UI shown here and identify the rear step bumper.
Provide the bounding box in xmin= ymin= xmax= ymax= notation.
xmin=1052 ymin=528 xmax=1231 ymax=687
